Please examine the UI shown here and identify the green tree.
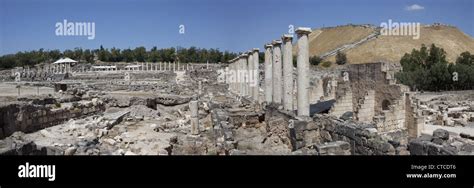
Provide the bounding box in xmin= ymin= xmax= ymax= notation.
xmin=98 ymin=45 xmax=109 ymax=61
xmin=456 ymin=51 xmax=474 ymax=65
xmin=335 ymin=51 xmax=347 ymax=65
xmin=133 ymin=46 xmax=146 ymax=62
xmin=396 ymin=44 xmax=473 ymax=91
xmin=310 ymin=56 xmax=323 ymax=66
xmin=122 ymin=49 xmax=134 ymax=62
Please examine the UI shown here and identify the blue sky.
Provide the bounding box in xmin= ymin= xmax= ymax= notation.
xmin=0 ymin=0 xmax=473 ymax=55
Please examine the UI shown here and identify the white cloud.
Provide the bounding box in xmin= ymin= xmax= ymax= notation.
xmin=405 ymin=4 xmax=425 ymax=11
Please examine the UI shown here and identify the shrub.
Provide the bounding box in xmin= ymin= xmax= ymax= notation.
xmin=321 ymin=61 xmax=332 ymax=68
xmin=335 ymin=51 xmax=348 ymax=65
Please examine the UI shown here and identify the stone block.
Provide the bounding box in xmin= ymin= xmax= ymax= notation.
xmin=432 ymin=129 xmax=449 ymax=141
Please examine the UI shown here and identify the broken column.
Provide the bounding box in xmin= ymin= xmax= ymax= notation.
xmin=198 ymin=81 xmax=202 ymax=95
xmin=272 ymin=40 xmax=283 ymax=104
xmin=252 ymin=48 xmax=260 ymax=102
xmin=296 ymin=27 xmax=312 ymax=117
xmin=189 ymin=100 xmax=199 ymax=135
xmin=264 ymin=44 xmax=273 ymax=103
xmin=282 ymin=34 xmax=294 ymax=111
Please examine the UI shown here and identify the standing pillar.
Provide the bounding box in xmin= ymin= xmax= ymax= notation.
xmin=296 ymin=27 xmax=312 ymax=117
xmin=235 ymin=57 xmax=241 ymax=95
xmin=251 ymin=48 xmax=260 ymax=102
xmin=229 ymin=62 xmax=234 ymax=93
xmin=232 ymin=62 xmax=237 ymax=93
xmin=189 ymin=100 xmax=199 ymax=135
xmin=173 ymin=62 xmax=176 ymax=72
xmin=264 ymin=44 xmax=273 ymax=103
xmin=272 ymin=40 xmax=283 ymax=104
xmin=282 ymin=34 xmax=294 ymax=111
xmin=198 ymin=81 xmax=202 ymax=95
xmin=247 ymin=51 xmax=253 ymax=98
xmin=240 ymin=54 xmax=248 ymax=96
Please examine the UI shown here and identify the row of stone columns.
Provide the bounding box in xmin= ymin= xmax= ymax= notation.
xmin=227 ymin=48 xmax=260 ymax=102
xmin=12 ymin=63 xmax=73 ymax=76
xmin=263 ymin=27 xmax=312 ymax=117
xmin=90 ymin=62 xmax=199 ymax=72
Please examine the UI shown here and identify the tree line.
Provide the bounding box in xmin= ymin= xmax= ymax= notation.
xmin=0 ymin=46 xmax=240 ymax=69
xmin=395 ymin=44 xmax=474 ymax=91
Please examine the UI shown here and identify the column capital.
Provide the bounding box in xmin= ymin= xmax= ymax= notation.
xmin=241 ymin=53 xmax=249 ymax=58
xmin=247 ymin=50 xmax=253 ymax=55
xmin=295 ymin=27 xmax=312 ymax=35
xmin=264 ymin=44 xmax=273 ymax=49
xmin=282 ymin=34 xmax=294 ymax=41
xmin=252 ymin=48 xmax=260 ymax=52
xmin=272 ymin=40 xmax=282 ymax=46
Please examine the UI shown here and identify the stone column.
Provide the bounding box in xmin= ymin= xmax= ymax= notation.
xmin=189 ymin=100 xmax=199 ymax=135
xmin=228 ymin=62 xmax=233 ymax=92
xmin=282 ymin=34 xmax=294 ymax=111
xmin=252 ymin=48 xmax=260 ymax=102
xmin=296 ymin=27 xmax=312 ymax=117
xmin=230 ymin=62 xmax=235 ymax=93
xmin=235 ymin=57 xmax=241 ymax=96
xmin=198 ymin=81 xmax=202 ymax=95
xmin=241 ymin=54 xmax=248 ymax=96
xmin=247 ymin=51 xmax=253 ymax=99
xmin=264 ymin=44 xmax=273 ymax=103
xmin=173 ymin=62 xmax=176 ymax=72
xmin=272 ymin=40 xmax=283 ymax=104
xmin=232 ymin=59 xmax=237 ymax=94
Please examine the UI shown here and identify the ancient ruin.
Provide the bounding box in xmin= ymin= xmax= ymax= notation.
xmin=0 ymin=27 xmax=473 ymax=156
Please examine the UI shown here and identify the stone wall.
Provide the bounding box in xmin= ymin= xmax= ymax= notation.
xmin=405 ymin=93 xmax=425 ymax=138
xmin=0 ymin=100 xmax=105 ymax=139
xmin=345 ymin=62 xmax=412 ymax=133
xmin=329 ymin=80 xmax=353 ymax=118
xmin=265 ymin=107 xmax=408 ymax=155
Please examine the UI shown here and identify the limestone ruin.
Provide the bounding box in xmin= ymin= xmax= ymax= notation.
xmin=1 ymin=28 xmax=473 ymax=156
